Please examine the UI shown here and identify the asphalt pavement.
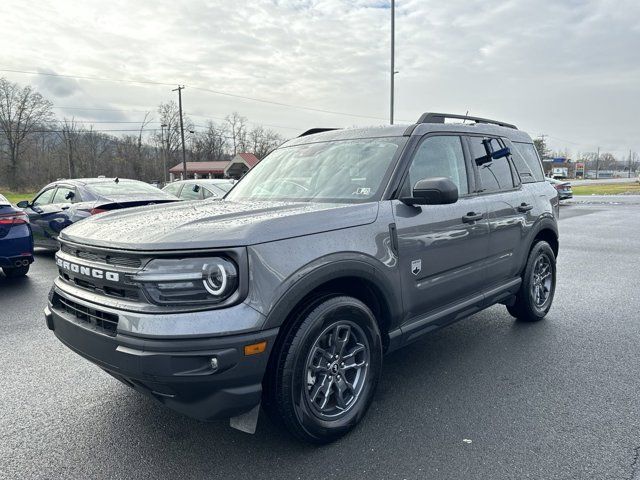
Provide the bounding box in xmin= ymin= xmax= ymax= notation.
xmin=1 ymin=202 xmax=639 ymax=480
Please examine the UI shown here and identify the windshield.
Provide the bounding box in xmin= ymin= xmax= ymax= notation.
xmin=226 ymin=138 xmax=404 ymax=203
xmin=90 ymin=181 xmax=164 ymax=196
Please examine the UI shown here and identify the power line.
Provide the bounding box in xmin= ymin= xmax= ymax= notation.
xmin=0 ymin=68 xmax=175 ymax=87
xmin=2 ymin=67 xmax=390 ymax=121
xmin=53 ymin=106 xmax=154 ymax=113
xmin=189 ymin=85 xmax=387 ymax=121
xmin=52 ymin=105 xmax=303 ymax=131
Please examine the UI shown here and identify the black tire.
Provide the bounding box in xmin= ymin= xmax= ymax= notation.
xmin=507 ymin=241 xmax=556 ymax=322
xmin=2 ymin=265 xmax=29 ymax=278
xmin=265 ymin=296 xmax=382 ymax=444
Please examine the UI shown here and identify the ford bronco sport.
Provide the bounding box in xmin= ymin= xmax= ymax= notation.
xmin=45 ymin=112 xmax=559 ymax=443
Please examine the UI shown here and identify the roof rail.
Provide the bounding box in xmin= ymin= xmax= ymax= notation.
xmin=416 ymin=112 xmax=517 ymax=130
xmin=298 ymin=128 xmax=340 ymax=137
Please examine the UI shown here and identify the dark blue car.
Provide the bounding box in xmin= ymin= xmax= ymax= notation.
xmin=0 ymin=193 xmax=34 ymax=277
xmin=17 ymin=178 xmax=178 ymax=249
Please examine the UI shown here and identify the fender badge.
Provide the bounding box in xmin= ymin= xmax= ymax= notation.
xmin=411 ymin=259 xmax=421 ymax=276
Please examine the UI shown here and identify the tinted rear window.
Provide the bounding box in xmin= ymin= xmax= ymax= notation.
xmin=468 ymin=136 xmax=515 ymax=193
xmin=512 ymin=142 xmax=545 ymax=182
xmin=90 ymin=181 xmax=162 ymax=196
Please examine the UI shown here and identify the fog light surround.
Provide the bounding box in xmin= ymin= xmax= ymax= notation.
xmin=210 ymin=357 xmax=219 ymax=372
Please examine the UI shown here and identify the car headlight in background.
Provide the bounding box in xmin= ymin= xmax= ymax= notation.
xmin=132 ymin=257 xmax=238 ymax=305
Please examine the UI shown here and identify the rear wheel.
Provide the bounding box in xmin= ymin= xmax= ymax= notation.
xmin=507 ymin=241 xmax=556 ymax=322
xmin=266 ymin=296 xmax=382 ymax=444
xmin=2 ymin=265 xmax=29 ymax=278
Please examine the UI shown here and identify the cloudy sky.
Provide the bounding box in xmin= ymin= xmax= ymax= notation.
xmin=2 ymin=0 xmax=639 ymax=157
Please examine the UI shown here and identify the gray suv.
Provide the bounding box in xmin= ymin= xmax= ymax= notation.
xmin=45 ymin=113 xmax=559 ymax=443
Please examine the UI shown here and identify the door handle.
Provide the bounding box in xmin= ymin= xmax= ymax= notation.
xmin=462 ymin=212 xmax=483 ymax=223
xmin=517 ymin=203 xmax=533 ymax=213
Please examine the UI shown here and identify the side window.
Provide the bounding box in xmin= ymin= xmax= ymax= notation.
xmin=163 ymin=182 xmax=182 ymax=196
xmin=52 ymin=187 xmax=76 ymax=204
xmin=513 ymin=142 xmax=545 ymax=182
xmin=179 ymin=184 xmax=201 ymax=200
xmin=202 ymin=187 xmax=217 ymax=199
xmin=32 ymin=188 xmax=56 ymax=206
xmin=402 ymin=135 xmax=469 ymax=196
xmin=468 ymin=136 xmax=515 ymax=193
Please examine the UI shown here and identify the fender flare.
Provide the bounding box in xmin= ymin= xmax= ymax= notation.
xmin=261 ymin=254 xmax=403 ymax=333
xmin=518 ymin=214 xmax=559 ymax=273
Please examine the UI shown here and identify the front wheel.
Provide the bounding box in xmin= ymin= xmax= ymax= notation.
xmin=267 ymin=296 xmax=382 ymax=443
xmin=507 ymin=241 xmax=556 ymax=322
xmin=2 ymin=265 xmax=30 ymax=278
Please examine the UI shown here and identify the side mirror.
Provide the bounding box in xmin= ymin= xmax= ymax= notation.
xmin=65 ymin=191 xmax=75 ymax=201
xmin=192 ymin=185 xmax=200 ymax=193
xmin=401 ymin=177 xmax=459 ymax=206
xmin=16 ymin=200 xmax=30 ymax=208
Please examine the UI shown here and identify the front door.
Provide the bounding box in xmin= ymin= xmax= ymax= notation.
xmin=393 ymin=134 xmax=490 ymax=324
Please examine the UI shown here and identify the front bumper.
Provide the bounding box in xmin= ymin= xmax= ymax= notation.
xmin=45 ymin=293 xmax=278 ymax=421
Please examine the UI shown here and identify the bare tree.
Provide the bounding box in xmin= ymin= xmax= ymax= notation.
xmin=226 ymin=112 xmax=248 ymax=155
xmin=195 ymin=121 xmax=228 ymax=161
xmin=59 ymin=118 xmax=82 ymax=178
xmin=0 ymin=77 xmax=53 ymax=188
xmin=248 ymin=125 xmax=284 ymax=159
xmin=156 ymin=101 xmax=192 ymax=169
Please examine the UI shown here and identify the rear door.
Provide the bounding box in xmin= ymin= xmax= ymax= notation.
xmin=45 ymin=185 xmax=78 ymax=239
xmin=466 ymin=136 xmax=533 ymax=287
xmin=27 ymin=187 xmax=58 ymax=247
xmin=178 ymin=183 xmax=203 ymax=200
xmin=393 ymin=134 xmax=490 ymax=325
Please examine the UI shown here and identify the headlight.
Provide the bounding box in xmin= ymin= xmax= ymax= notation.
xmin=132 ymin=257 xmax=238 ymax=306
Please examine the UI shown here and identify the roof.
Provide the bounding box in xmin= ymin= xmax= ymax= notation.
xmin=283 ymin=125 xmax=410 ymax=147
xmin=44 ymin=178 xmax=141 ymax=186
xmin=169 ymin=161 xmax=230 ymax=174
xmin=235 ymin=153 xmax=260 ymax=167
xmin=283 ymin=116 xmax=532 ymax=147
xmin=171 ymin=179 xmax=235 ymax=185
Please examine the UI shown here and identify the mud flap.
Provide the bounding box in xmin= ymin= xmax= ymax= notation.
xmin=229 ymin=403 xmax=260 ymax=434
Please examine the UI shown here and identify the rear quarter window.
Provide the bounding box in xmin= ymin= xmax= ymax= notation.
xmin=512 ymin=142 xmax=545 ymax=183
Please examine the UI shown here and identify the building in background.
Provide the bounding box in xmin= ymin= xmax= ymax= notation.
xmin=168 ymin=153 xmax=261 ymax=181
xmin=224 ymin=153 xmax=260 ymax=179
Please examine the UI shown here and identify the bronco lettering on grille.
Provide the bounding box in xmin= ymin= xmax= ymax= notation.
xmin=56 ymin=258 xmax=120 ymax=282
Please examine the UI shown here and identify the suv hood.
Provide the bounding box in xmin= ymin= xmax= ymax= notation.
xmin=60 ymin=200 xmax=379 ymax=251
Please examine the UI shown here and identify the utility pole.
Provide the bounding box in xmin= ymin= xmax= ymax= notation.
xmin=173 ymin=85 xmax=187 ymax=180
xmin=629 ymin=149 xmax=632 ymax=179
xmin=160 ymin=123 xmax=168 ymax=183
xmin=595 ymin=146 xmax=600 ymax=180
xmin=390 ymin=0 xmax=395 ymax=125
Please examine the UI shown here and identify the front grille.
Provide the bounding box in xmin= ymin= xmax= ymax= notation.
xmin=58 ymin=242 xmax=143 ymax=301
xmin=61 ymin=244 xmax=142 ymax=268
xmin=53 ymin=293 xmax=119 ymax=337
xmin=58 ymin=269 xmax=139 ymax=300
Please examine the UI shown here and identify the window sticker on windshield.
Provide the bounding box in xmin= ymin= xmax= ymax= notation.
xmin=355 ymin=187 xmax=371 ymax=196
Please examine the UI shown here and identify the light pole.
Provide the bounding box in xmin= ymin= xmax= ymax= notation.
xmin=390 ymin=0 xmax=395 ymax=125
xmin=160 ymin=123 xmax=168 ymax=183
xmin=189 ymin=130 xmax=195 ymax=161
xmin=172 ymin=85 xmax=187 ymax=180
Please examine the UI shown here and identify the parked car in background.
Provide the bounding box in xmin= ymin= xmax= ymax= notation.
xmin=548 ymin=178 xmax=573 ymax=199
xmin=17 ymin=178 xmax=178 ymax=249
xmin=163 ymin=179 xmax=236 ymax=200
xmin=0 ymin=193 xmax=34 ymax=277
